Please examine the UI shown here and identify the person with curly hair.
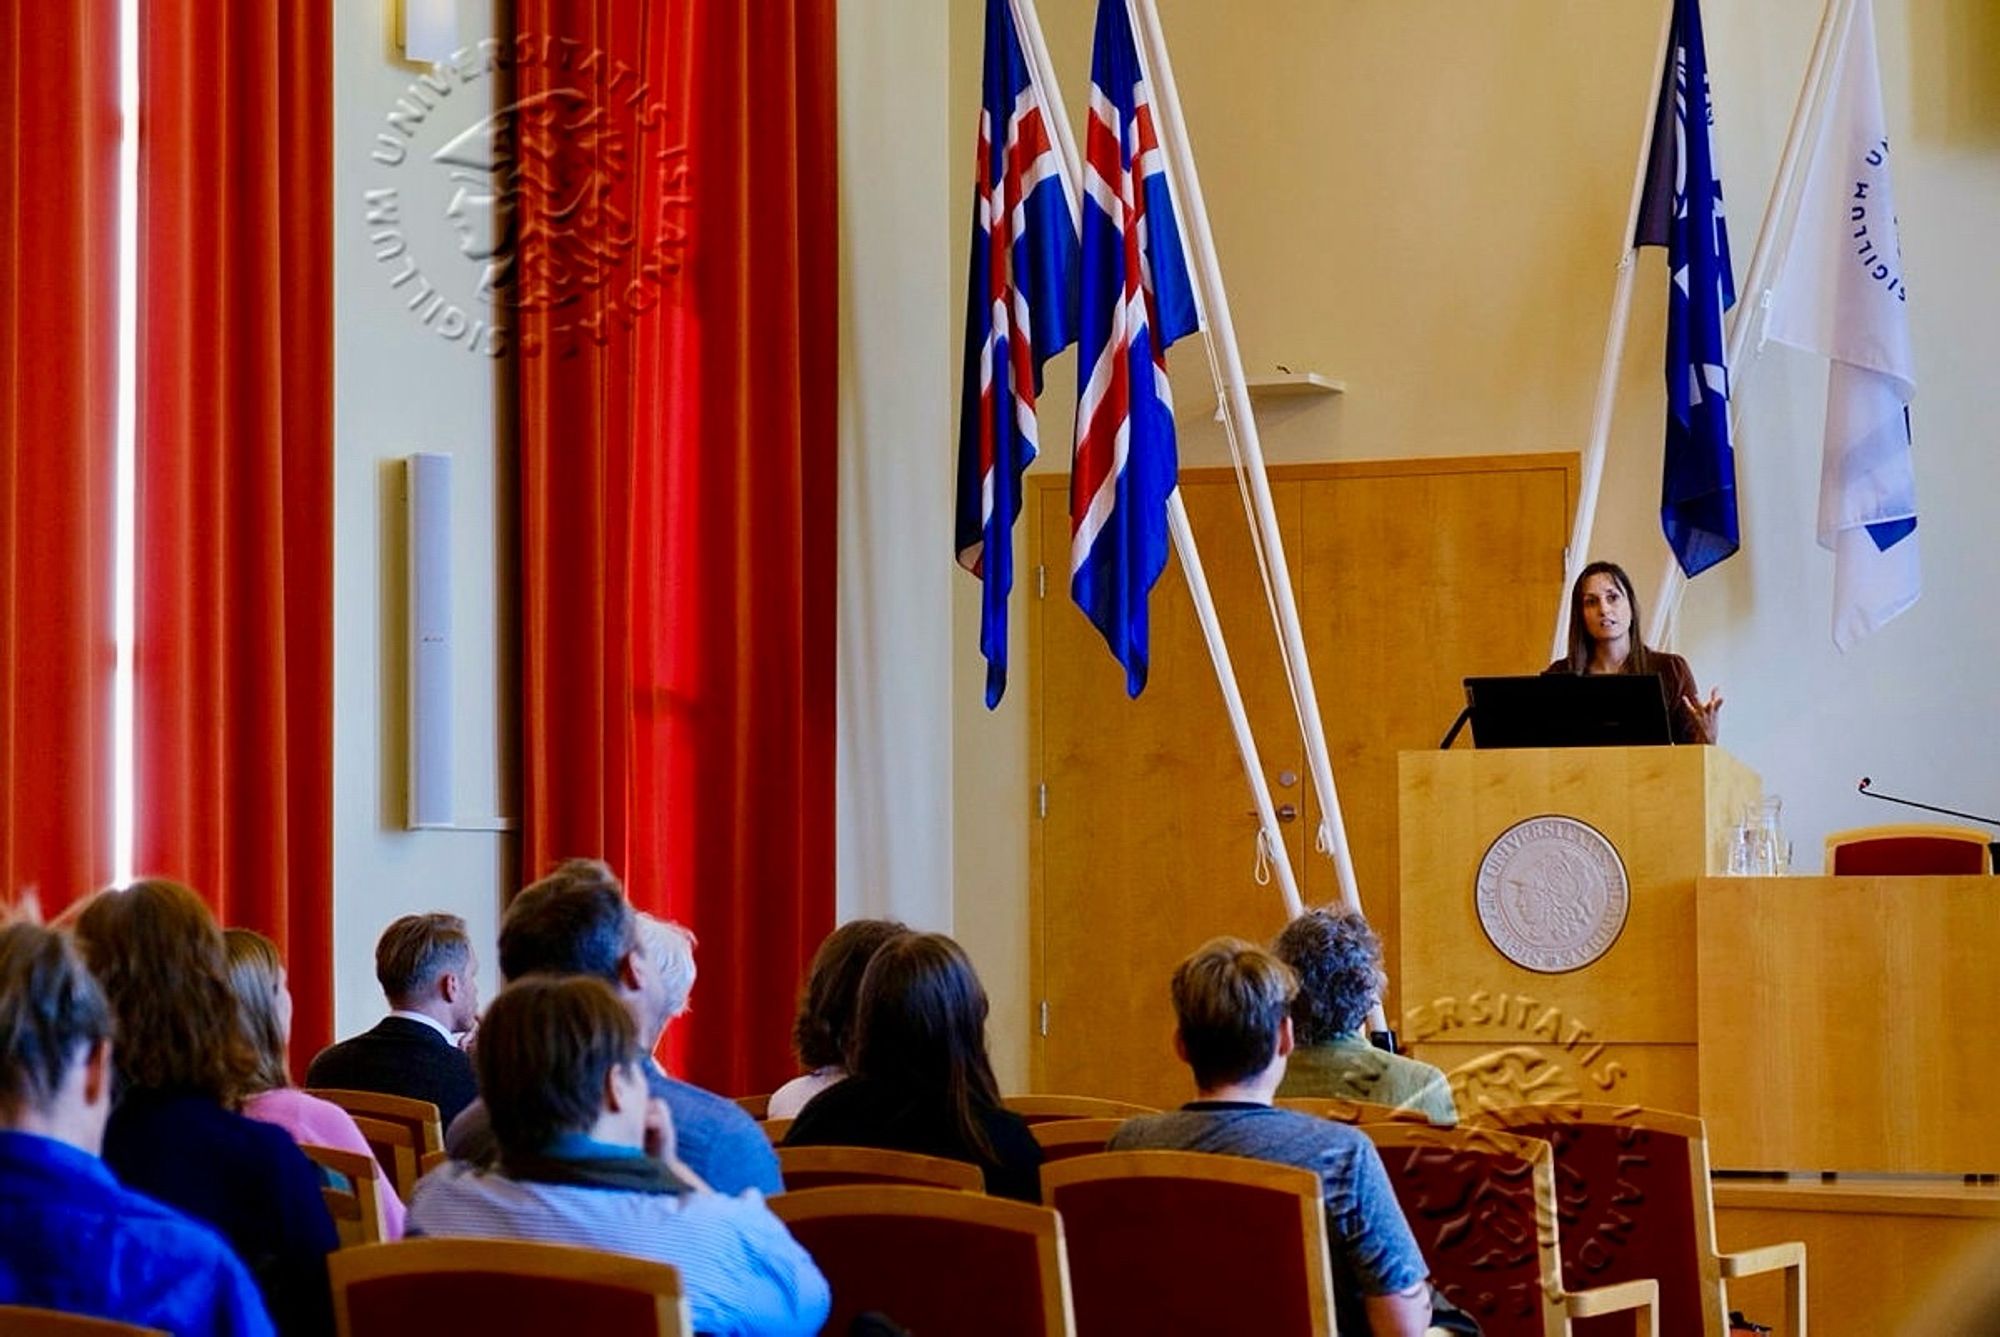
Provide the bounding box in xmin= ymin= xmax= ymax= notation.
xmin=767 ymin=918 xmax=907 ymax=1120
xmin=1272 ymin=908 xmax=1456 ymax=1125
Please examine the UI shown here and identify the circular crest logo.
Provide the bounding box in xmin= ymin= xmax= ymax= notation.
xmin=1474 ymin=816 xmax=1628 ymax=973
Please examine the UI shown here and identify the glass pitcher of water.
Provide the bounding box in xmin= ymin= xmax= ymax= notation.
xmin=1750 ymin=795 xmax=1788 ymax=875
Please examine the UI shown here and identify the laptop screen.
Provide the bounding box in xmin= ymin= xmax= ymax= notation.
xmin=1462 ymin=674 xmax=1674 ymax=749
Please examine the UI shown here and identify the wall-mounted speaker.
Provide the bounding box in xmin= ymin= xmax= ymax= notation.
xmin=407 ymin=453 xmax=453 ymax=829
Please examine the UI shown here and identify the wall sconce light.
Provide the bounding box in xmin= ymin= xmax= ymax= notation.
xmin=401 ymin=0 xmax=459 ymax=65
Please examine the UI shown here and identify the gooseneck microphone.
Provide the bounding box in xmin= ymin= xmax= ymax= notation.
xmin=1856 ymin=777 xmax=2000 ymax=826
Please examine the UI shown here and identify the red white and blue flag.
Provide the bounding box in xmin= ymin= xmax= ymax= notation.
xmin=1069 ymin=0 xmax=1199 ymax=697
xmin=956 ymin=0 xmax=1079 ymax=709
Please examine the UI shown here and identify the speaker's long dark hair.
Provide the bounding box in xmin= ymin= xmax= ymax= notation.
xmin=1562 ymin=560 xmax=1654 ymax=675
xmin=849 ymin=933 xmax=1003 ymax=1161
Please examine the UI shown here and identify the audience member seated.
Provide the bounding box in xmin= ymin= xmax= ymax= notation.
xmin=1110 ymin=937 xmax=1433 ymax=1337
xmin=0 ymin=922 xmax=274 ymax=1335
xmin=445 ymin=859 xmax=781 ymax=1196
xmin=768 ymin=919 xmax=908 ymax=1121
xmin=304 ymin=912 xmax=479 ymax=1128
xmin=1272 ymin=909 xmax=1456 ymax=1125
xmin=784 ymin=933 xmax=1041 ymax=1202
xmin=72 ymin=881 xmax=338 ymax=1336
xmin=409 ymin=975 xmax=830 ymax=1336
xmin=224 ymin=928 xmax=406 ymax=1239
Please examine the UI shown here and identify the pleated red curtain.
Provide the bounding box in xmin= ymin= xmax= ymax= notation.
xmin=518 ymin=0 xmax=838 ymax=1093
xmin=0 ymin=1 xmax=119 ymax=915
xmin=135 ymin=0 xmax=336 ymax=1061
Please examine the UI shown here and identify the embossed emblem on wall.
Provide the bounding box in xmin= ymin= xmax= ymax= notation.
xmin=1474 ymin=816 xmax=1629 ymax=973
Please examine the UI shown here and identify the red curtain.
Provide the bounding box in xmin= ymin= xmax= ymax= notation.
xmin=136 ymin=0 xmax=335 ymax=1061
xmin=0 ymin=1 xmax=119 ymax=915
xmin=518 ymin=0 xmax=838 ymax=1094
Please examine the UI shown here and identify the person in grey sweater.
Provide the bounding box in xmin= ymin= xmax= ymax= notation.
xmin=1111 ymin=937 xmax=1433 ymax=1337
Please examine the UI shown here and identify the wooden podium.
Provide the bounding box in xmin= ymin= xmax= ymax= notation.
xmin=1396 ymin=745 xmax=1759 ymax=1115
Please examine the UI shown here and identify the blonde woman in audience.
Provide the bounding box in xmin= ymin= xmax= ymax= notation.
xmin=768 ymin=918 xmax=907 ymax=1120
xmin=224 ymin=928 xmax=406 ymax=1239
xmin=72 ymin=880 xmax=337 ymax=1337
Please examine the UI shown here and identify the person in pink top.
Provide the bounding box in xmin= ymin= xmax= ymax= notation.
xmin=223 ymin=929 xmax=407 ymax=1239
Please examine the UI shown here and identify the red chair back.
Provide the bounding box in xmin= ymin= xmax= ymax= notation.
xmin=1029 ymin=1117 xmax=1126 ymax=1164
xmin=773 ymin=1185 xmax=1072 ymax=1336
xmin=330 ymin=1240 xmax=687 ymax=1336
xmin=1043 ymin=1151 xmax=1335 ymax=1336
xmin=1481 ymin=1106 xmax=1717 ymax=1337
xmin=776 ymin=1144 xmax=984 ymax=1192
xmin=1831 ymin=835 xmax=1988 ymax=875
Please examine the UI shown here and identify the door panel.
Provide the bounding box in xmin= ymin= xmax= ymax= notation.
xmin=1033 ymin=478 xmax=1304 ymax=1109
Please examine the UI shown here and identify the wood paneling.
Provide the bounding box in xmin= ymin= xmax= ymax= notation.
xmin=1030 ymin=455 xmax=1574 ymax=1107
xmin=1697 ymin=875 xmax=2000 ymax=1174
xmin=1407 ymin=1040 xmax=1698 ymax=1118
xmin=1713 ymin=1179 xmax=2000 ymax=1337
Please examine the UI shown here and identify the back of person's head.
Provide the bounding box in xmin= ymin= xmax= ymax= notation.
xmin=499 ymin=858 xmax=633 ymax=985
xmin=793 ymin=919 xmax=908 ymax=1071
xmin=1272 ymin=908 xmax=1383 ymax=1045
xmin=0 ymin=923 xmax=112 ymax=1130
xmin=476 ymin=974 xmax=639 ymax=1158
xmin=374 ymin=912 xmax=471 ymax=1008
xmin=1171 ymin=937 xmax=1298 ymax=1090
xmin=222 ymin=928 xmax=292 ymax=1097
xmin=72 ymin=879 xmax=256 ymax=1104
xmin=635 ymin=913 xmax=697 ymax=1034
xmin=851 ymin=933 xmax=1001 ymax=1156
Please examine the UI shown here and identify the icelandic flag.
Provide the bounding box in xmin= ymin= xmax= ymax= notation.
xmin=1069 ymin=0 xmax=1199 ymax=697
xmin=1767 ymin=0 xmax=1918 ymax=650
xmin=1636 ymin=0 xmax=1740 ymax=579
xmin=956 ymin=0 xmax=1080 ymax=708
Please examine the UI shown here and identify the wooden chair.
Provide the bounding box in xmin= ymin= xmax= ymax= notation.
xmin=1362 ymin=1122 xmax=1657 ymax=1335
xmin=1825 ymin=822 xmax=1993 ymax=875
xmin=773 ymin=1184 xmax=1074 ymax=1336
xmin=776 ymin=1144 xmax=985 ymax=1192
xmin=1476 ymin=1105 xmax=1805 ymax=1337
xmin=1042 ymin=1150 xmax=1337 ymax=1335
xmin=1276 ymin=1094 xmax=1438 ymax=1125
xmin=417 ymin=1149 xmax=446 ymax=1178
xmin=301 ymin=1143 xmax=387 ymax=1248
xmin=1029 ymin=1117 xmax=1127 ymax=1164
xmin=304 ymin=1089 xmax=442 ymax=1202
xmin=1003 ymin=1094 xmax=1158 ymax=1124
xmin=0 ymin=1310 xmax=164 ymax=1335
xmin=733 ymin=1092 xmax=771 ymax=1119
xmin=760 ymin=1116 xmax=793 ymax=1145
xmin=329 ymin=1239 xmax=689 ymax=1337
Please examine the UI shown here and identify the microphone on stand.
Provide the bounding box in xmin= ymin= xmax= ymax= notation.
xmin=1855 ymin=777 xmax=2000 ymax=826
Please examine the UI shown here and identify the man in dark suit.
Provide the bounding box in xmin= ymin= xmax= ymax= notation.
xmin=305 ymin=913 xmax=481 ymax=1127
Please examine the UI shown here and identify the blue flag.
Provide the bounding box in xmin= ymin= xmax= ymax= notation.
xmin=1068 ymin=0 xmax=1200 ymax=697
xmin=955 ymin=0 xmax=1080 ymax=708
xmin=1636 ymin=0 xmax=1740 ymax=578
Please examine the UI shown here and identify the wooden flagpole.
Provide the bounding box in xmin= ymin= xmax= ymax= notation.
xmin=1646 ymin=0 xmax=1860 ymax=646
xmin=1010 ymin=0 xmax=1305 ymax=917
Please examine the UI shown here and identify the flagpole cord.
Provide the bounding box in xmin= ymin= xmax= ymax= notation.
xmin=1646 ymin=0 xmax=1861 ymax=646
xmin=1008 ymin=0 xmax=1305 ymax=918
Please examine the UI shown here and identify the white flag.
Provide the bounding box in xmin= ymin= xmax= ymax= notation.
xmin=1766 ymin=0 xmax=1918 ymax=650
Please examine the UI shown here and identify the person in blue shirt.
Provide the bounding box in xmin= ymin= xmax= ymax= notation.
xmin=411 ymin=974 xmax=829 ymax=1337
xmin=443 ymin=859 xmax=782 ymax=1197
xmin=0 ymin=922 xmax=273 ymax=1336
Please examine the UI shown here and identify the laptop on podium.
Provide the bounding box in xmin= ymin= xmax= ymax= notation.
xmin=1458 ymin=674 xmax=1674 ymax=749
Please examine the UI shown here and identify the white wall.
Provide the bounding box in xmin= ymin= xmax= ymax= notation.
xmin=330 ymin=0 xmax=512 ymax=1037
xmin=835 ymin=0 xmax=958 ymax=935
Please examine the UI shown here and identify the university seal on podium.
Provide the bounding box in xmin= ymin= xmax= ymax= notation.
xmin=1474 ymin=815 xmax=1629 ymax=973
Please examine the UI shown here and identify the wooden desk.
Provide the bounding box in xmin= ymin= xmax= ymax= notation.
xmin=1713 ymin=1177 xmax=2000 ymax=1335
xmin=1696 ymin=875 xmax=2000 ymax=1173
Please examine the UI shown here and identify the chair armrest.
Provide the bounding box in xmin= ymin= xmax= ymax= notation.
xmin=1565 ymin=1278 xmax=1659 ymax=1318
xmin=1718 ymin=1241 xmax=1806 ymax=1278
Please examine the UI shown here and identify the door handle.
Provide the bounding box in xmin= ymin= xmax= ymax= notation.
xmin=1246 ymin=804 xmax=1299 ymax=823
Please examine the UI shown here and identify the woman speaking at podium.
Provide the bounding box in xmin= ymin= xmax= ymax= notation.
xmin=1545 ymin=560 xmax=1723 ymax=744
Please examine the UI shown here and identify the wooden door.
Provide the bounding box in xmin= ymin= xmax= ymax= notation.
xmin=1296 ymin=457 xmax=1574 ymax=1021
xmin=1031 ymin=475 xmax=1306 ymax=1109
xmin=1032 ymin=455 xmax=1574 ymax=1107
